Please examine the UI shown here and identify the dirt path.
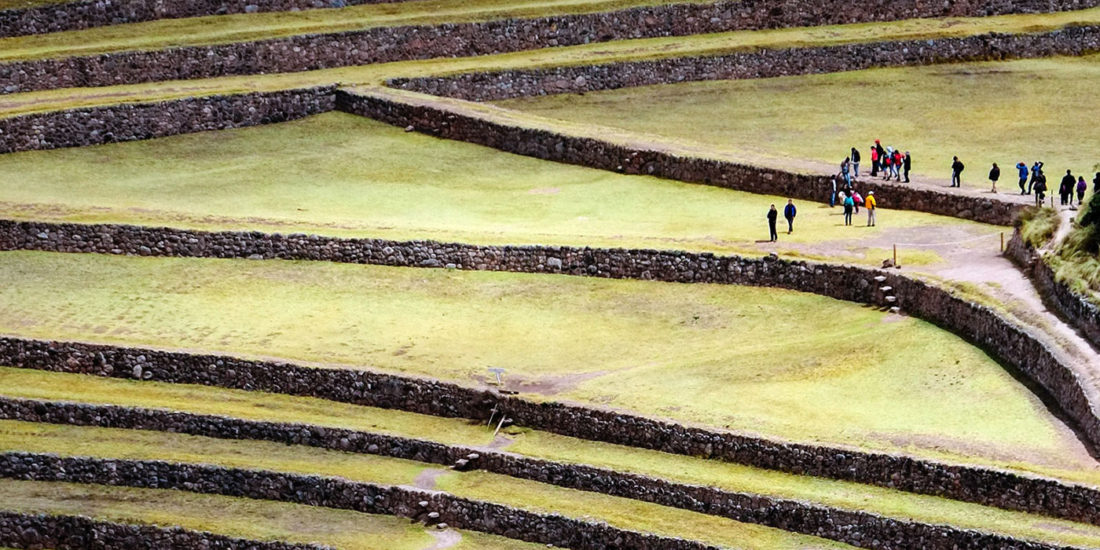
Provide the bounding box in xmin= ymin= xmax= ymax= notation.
xmin=425 ymin=529 xmax=463 ymax=550
xmin=413 ymin=468 xmax=449 ymax=491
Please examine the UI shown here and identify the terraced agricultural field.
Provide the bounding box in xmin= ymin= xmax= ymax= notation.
xmin=0 ymin=250 xmax=1092 ymax=475
xmin=0 ymin=111 xmax=999 ymax=265
xmin=4 ymin=0 xmax=1100 ymax=547
xmin=497 ymin=54 xmax=1100 ymax=185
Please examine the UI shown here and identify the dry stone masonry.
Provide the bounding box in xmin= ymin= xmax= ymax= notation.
xmin=2 ymin=396 xmax=1091 ymax=550
xmin=389 ymin=25 xmax=1100 ymax=101
xmin=0 ymin=452 xmax=1089 ymax=550
xmin=5 ymin=0 xmax=1100 ymax=95
xmin=0 ymin=511 xmax=330 ymax=549
xmin=1 ymin=328 xmax=1098 ymax=526
xmin=1006 ymin=229 xmax=1100 ymax=348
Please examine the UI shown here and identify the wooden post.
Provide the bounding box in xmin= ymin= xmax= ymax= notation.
xmin=1000 ymin=232 xmax=1005 ymax=253
xmin=893 ymin=244 xmax=897 ymax=266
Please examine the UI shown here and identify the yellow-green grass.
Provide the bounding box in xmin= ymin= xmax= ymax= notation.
xmin=6 ymin=370 xmax=1100 ymax=544
xmin=9 ymin=420 xmax=1100 ymax=548
xmin=497 ymin=54 xmax=1100 ymax=187
xmin=4 ymin=7 xmax=1100 ymax=117
xmin=0 ymin=250 xmax=1092 ymax=472
xmin=0 ymin=0 xmax=710 ymax=63
xmin=0 ymin=479 xmax=542 ymax=550
xmin=0 ymin=422 xmax=857 ymax=550
xmin=0 ymin=111 xmax=1003 ymax=265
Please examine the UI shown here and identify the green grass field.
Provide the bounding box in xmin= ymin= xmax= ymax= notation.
xmin=4 ymin=8 xmax=1100 ymax=119
xmin=0 ymin=250 xmax=1090 ymax=472
xmin=0 ymin=111 xmax=999 ymax=266
xmin=497 ymin=55 xmax=1100 ymax=187
xmin=4 ymin=419 xmax=1100 ymax=548
xmin=0 ymin=479 xmax=542 ymax=550
xmin=0 ymin=424 xmax=859 ymax=550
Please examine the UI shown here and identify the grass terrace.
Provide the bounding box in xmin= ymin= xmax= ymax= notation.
xmin=0 ymin=479 xmax=545 ymax=550
xmin=0 ymin=111 xmax=1002 ymax=265
xmin=497 ymin=55 xmax=1100 ymax=186
xmin=4 ymin=8 xmax=1100 ymax=116
xmin=0 ymin=251 xmax=1092 ymax=474
xmin=2 ymin=407 xmax=1100 ymax=547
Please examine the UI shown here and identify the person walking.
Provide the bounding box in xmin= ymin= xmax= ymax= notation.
xmin=882 ymin=149 xmax=893 ymax=181
xmin=865 ymin=190 xmax=877 ymax=227
xmin=850 ymin=147 xmax=861 ymax=179
xmin=1034 ymin=171 xmax=1047 ymax=206
xmin=841 ymin=157 xmax=851 ymax=185
xmin=870 ymin=145 xmax=879 ymax=177
xmin=1078 ymin=176 xmax=1088 ymax=205
xmin=784 ymin=199 xmax=797 ymax=234
xmin=1029 ymin=161 xmax=1043 ymax=194
xmin=843 ymin=193 xmax=855 ymax=226
xmin=951 ymin=156 xmax=965 ymax=187
xmin=903 ymin=151 xmax=911 ymax=183
xmin=1016 ymin=162 xmax=1028 ymax=194
xmin=891 ymin=149 xmax=902 ymax=181
xmin=988 ymin=163 xmax=1000 ymax=193
xmin=767 ymin=204 xmax=778 ymax=242
xmin=830 ymin=174 xmax=838 ymax=207
xmin=852 ymin=190 xmax=863 ymax=214
xmin=1060 ymin=170 xmax=1075 ymax=206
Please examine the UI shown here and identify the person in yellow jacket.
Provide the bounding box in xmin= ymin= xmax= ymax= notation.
xmin=865 ymin=191 xmax=877 ymax=227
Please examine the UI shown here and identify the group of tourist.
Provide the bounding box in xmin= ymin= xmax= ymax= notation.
xmin=767 ymin=187 xmax=878 ymax=241
xmin=984 ymin=161 xmax=1098 ymax=207
xmin=840 ymin=141 xmax=911 ymax=185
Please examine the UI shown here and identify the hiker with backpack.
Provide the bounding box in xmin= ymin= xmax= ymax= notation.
xmin=1061 ymin=170 xmax=1075 ymax=206
xmin=1034 ymin=170 xmax=1048 ymax=206
xmin=1078 ymin=176 xmax=1088 ymax=205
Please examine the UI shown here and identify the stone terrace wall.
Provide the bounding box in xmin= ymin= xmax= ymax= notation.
xmin=1 ymin=220 xmax=1100 ymax=523
xmin=340 ymin=90 xmax=1023 ymax=225
xmin=0 ymin=453 xmax=732 ymax=550
xmin=0 ymin=511 xmax=329 ymax=549
xmin=0 ymin=87 xmax=336 ymax=153
xmin=0 ymin=0 xmax=406 ymax=39
xmin=4 ymin=0 xmax=1100 ymax=95
xmin=1006 ymin=229 xmax=1100 ymax=348
xmin=6 ymin=397 xmax=1093 ymax=548
xmin=0 ymin=452 xmax=1084 ymax=550
xmin=389 ymin=26 xmax=1100 ymax=101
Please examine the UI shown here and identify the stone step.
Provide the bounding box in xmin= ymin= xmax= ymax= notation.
xmin=873 ymin=276 xmax=887 ymax=282
xmin=890 ymin=306 xmax=901 ymax=313
xmin=885 ymin=296 xmax=897 ymax=303
xmin=879 ymin=286 xmax=893 ymax=293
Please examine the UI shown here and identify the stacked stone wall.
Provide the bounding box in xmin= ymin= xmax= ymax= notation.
xmin=1006 ymin=229 xmax=1100 ymax=349
xmin=1 ymin=397 xmax=1097 ymax=547
xmin=5 ymin=0 xmax=1100 ymax=95
xmin=0 ymin=452 xmax=1086 ymax=550
xmin=390 ymin=26 xmax=1100 ymax=101
xmin=0 ymin=511 xmax=329 ymax=549
xmin=0 ymin=87 xmax=336 ymax=154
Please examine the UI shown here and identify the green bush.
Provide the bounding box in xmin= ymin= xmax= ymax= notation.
xmin=1017 ymin=206 xmax=1059 ymax=248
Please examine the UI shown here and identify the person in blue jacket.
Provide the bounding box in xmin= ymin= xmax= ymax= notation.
xmin=1016 ymin=162 xmax=1029 ymax=195
xmin=783 ymin=199 xmax=797 ymax=234
xmin=843 ymin=193 xmax=855 ymax=226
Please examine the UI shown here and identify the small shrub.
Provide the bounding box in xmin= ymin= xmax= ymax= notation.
xmin=1017 ymin=206 xmax=1059 ymax=248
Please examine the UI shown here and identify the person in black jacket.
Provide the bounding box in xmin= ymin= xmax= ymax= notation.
xmin=951 ymin=156 xmax=964 ymax=187
xmin=1034 ymin=172 xmax=1048 ymax=206
xmin=783 ymin=199 xmax=797 ymax=234
xmin=903 ymin=151 xmax=911 ymax=183
xmin=850 ymin=147 xmax=861 ymax=179
xmin=1061 ymin=170 xmax=1076 ymax=206
xmin=988 ymin=163 xmax=1000 ymax=193
xmin=767 ymin=205 xmax=778 ymax=242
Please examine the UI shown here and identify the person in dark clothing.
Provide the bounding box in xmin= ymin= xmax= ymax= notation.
xmin=1016 ymin=162 xmax=1028 ymax=194
xmin=850 ymin=147 xmax=861 ymax=179
xmin=783 ymin=199 xmax=797 ymax=234
xmin=1094 ymin=172 xmax=1100 ymax=195
xmin=950 ymin=156 xmax=964 ymax=187
xmin=842 ymin=193 xmax=855 ymax=226
xmin=1078 ymin=176 xmax=1088 ymax=205
xmin=988 ymin=163 xmax=1000 ymax=193
xmin=1029 ymin=162 xmax=1043 ymax=194
xmin=767 ymin=205 xmax=778 ymax=242
xmin=1034 ymin=171 xmax=1047 ymax=206
xmin=903 ymin=151 xmax=911 ymax=183
xmin=1060 ymin=170 xmax=1075 ymax=206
